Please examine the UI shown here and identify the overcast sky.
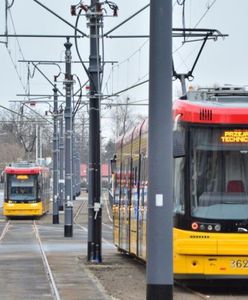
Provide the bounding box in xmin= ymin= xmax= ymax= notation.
xmin=1 ymin=1 xmax=248 ymax=136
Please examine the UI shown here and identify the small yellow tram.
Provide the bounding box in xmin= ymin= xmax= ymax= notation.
xmin=3 ymin=162 xmax=50 ymax=217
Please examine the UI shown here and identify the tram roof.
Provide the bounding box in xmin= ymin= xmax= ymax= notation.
xmin=173 ymin=86 xmax=248 ymax=124
xmin=4 ymin=162 xmax=46 ymax=174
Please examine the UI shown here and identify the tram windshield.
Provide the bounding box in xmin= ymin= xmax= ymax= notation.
xmin=190 ymin=127 xmax=248 ymax=220
xmin=8 ymin=174 xmax=36 ymax=201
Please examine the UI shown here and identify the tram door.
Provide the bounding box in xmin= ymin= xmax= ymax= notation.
xmin=119 ymin=156 xmax=131 ymax=252
xmin=138 ymin=154 xmax=148 ymax=260
xmin=130 ymin=157 xmax=139 ymax=255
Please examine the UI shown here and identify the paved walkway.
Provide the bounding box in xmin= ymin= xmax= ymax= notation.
xmin=0 ymin=197 xmax=115 ymax=300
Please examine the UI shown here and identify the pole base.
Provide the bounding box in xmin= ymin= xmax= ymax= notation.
xmin=64 ymin=225 xmax=73 ymax=237
xmin=53 ymin=214 xmax=59 ymax=224
xmin=87 ymin=242 xmax=102 ymax=263
xmin=146 ymin=284 xmax=173 ymax=300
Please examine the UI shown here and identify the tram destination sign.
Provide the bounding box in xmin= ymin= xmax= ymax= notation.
xmin=220 ymin=130 xmax=248 ymax=143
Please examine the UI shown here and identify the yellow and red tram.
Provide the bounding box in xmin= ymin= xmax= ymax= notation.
xmin=112 ymin=86 xmax=248 ymax=279
xmin=3 ymin=162 xmax=50 ymax=217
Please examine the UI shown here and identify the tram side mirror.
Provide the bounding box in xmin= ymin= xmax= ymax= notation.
xmin=110 ymin=155 xmax=117 ymax=174
xmin=173 ymin=131 xmax=185 ymax=158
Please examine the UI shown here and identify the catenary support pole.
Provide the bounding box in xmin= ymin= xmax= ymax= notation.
xmin=35 ymin=124 xmax=39 ymax=163
xmin=76 ymin=137 xmax=81 ymax=196
xmin=58 ymin=111 xmax=64 ymax=211
xmin=39 ymin=127 xmax=43 ymax=163
xmin=87 ymin=0 xmax=102 ymax=263
xmin=53 ymin=86 xmax=59 ymax=224
xmin=146 ymin=1 xmax=173 ymax=300
xmin=64 ymin=37 xmax=73 ymax=237
xmin=72 ymin=125 xmax=76 ymax=200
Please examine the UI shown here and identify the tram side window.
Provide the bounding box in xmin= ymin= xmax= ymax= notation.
xmin=174 ymin=157 xmax=185 ymax=214
xmin=115 ymin=169 xmax=121 ymax=206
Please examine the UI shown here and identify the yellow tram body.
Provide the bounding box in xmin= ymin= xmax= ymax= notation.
xmin=174 ymin=228 xmax=248 ymax=278
xmin=112 ymin=87 xmax=248 ymax=279
xmin=3 ymin=201 xmax=45 ymax=217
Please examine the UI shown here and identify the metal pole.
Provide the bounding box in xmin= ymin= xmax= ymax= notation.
xmin=146 ymin=1 xmax=173 ymax=300
xmin=58 ymin=112 xmax=64 ymax=211
xmin=53 ymin=86 xmax=59 ymax=224
xmin=76 ymin=138 xmax=81 ymax=196
xmin=39 ymin=127 xmax=43 ymax=163
xmin=64 ymin=37 xmax=73 ymax=237
xmin=36 ymin=124 xmax=38 ymax=163
xmin=87 ymin=0 xmax=102 ymax=263
xmin=73 ymin=134 xmax=77 ymax=198
xmin=37 ymin=126 xmax=40 ymax=163
xmin=72 ymin=124 xmax=76 ymax=200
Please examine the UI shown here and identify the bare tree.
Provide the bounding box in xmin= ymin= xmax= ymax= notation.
xmin=110 ymin=96 xmax=145 ymax=139
xmin=0 ymin=103 xmax=52 ymax=164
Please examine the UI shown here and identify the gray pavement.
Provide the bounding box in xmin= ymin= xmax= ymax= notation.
xmin=38 ymin=223 xmax=112 ymax=300
xmin=0 ymin=222 xmax=53 ymax=300
xmin=0 ymin=197 xmax=114 ymax=300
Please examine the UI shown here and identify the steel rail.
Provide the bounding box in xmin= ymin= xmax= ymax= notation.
xmin=73 ymin=199 xmax=87 ymax=223
xmin=71 ymin=195 xmax=114 ymax=247
xmin=174 ymin=281 xmax=210 ymax=299
xmin=0 ymin=221 xmax=10 ymax=242
xmin=102 ymin=192 xmax=113 ymax=223
xmin=33 ymin=221 xmax=61 ymax=300
xmin=75 ymin=221 xmax=113 ymax=247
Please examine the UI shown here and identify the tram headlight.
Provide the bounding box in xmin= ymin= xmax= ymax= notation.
xmin=207 ymin=225 xmax=213 ymax=231
xmin=214 ymin=224 xmax=221 ymax=232
xmin=191 ymin=222 xmax=199 ymax=230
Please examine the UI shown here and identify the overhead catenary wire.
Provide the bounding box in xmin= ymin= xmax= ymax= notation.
xmin=104 ymin=3 xmax=150 ymax=37
xmin=30 ymin=62 xmax=64 ymax=97
xmin=103 ymin=39 xmax=149 ymax=97
xmin=74 ymin=8 xmax=98 ymax=93
xmin=194 ymin=0 xmax=217 ymax=28
xmin=23 ymin=103 xmax=53 ymax=125
xmin=72 ymin=74 xmax=83 ymax=117
xmin=33 ymin=0 xmax=88 ymax=37
xmin=104 ymin=79 xmax=149 ymax=100
xmin=5 ymin=8 xmax=29 ymax=94
xmin=0 ymin=104 xmax=32 ymax=120
xmin=7 ymin=0 xmax=15 ymax=9
xmin=173 ymin=0 xmax=218 ymax=54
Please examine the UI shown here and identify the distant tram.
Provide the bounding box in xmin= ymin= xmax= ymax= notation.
xmin=3 ymin=162 xmax=50 ymax=217
xmin=112 ymin=86 xmax=248 ymax=279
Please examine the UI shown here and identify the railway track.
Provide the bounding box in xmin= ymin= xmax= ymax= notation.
xmin=0 ymin=220 xmax=61 ymax=300
xmin=73 ymin=197 xmax=114 ymax=247
xmin=0 ymin=220 xmax=10 ymax=241
xmin=33 ymin=221 xmax=61 ymax=300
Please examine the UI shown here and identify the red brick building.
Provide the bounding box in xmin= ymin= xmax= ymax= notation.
xmin=80 ymin=163 xmax=110 ymax=188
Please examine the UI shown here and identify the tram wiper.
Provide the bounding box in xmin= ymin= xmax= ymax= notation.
xmin=237 ymin=227 xmax=248 ymax=232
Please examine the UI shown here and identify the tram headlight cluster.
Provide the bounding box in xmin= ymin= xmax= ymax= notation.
xmin=191 ymin=222 xmax=221 ymax=232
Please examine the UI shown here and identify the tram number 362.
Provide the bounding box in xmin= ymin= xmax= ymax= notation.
xmin=231 ymin=259 xmax=248 ymax=269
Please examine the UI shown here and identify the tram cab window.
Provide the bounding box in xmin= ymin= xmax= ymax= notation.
xmin=174 ymin=157 xmax=185 ymax=214
xmin=173 ymin=124 xmax=185 ymax=215
xmin=190 ymin=127 xmax=248 ymax=220
xmin=8 ymin=174 xmax=36 ymax=200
